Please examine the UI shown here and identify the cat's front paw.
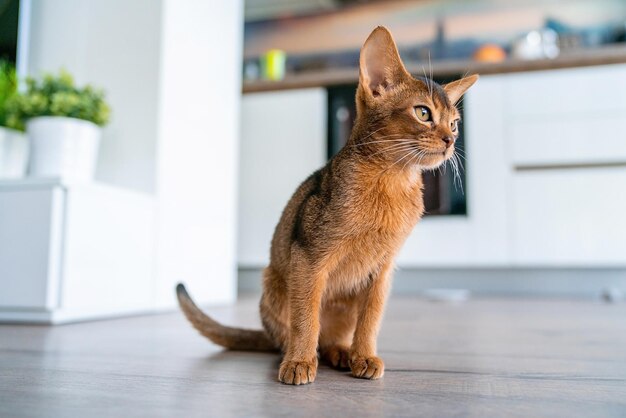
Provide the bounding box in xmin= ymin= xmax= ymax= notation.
xmin=320 ymin=345 xmax=350 ymax=370
xmin=278 ymin=358 xmax=318 ymax=385
xmin=350 ymin=355 xmax=384 ymax=380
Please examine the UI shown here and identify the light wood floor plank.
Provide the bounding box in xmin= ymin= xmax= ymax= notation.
xmin=1 ymin=297 xmax=625 ymax=417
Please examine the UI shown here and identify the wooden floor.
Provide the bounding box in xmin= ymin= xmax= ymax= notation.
xmin=1 ymin=296 xmax=625 ymax=417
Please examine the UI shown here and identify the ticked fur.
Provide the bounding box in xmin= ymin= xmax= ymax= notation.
xmin=177 ymin=26 xmax=478 ymax=385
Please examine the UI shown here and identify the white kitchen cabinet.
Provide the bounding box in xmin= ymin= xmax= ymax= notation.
xmin=512 ymin=168 xmax=626 ymax=266
xmin=508 ymin=63 xmax=626 ymax=168
xmin=510 ymin=116 xmax=626 ymax=167
xmin=238 ymin=88 xmax=327 ymax=266
xmin=0 ymin=185 xmax=64 ymax=310
xmin=0 ymin=180 xmax=155 ymax=323
xmin=505 ymin=63 xmax=626 ymax=267
xmin=506 ymin=64 xmax=626 ymax=116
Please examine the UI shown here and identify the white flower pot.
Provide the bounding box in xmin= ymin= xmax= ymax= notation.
xmin=27 ymin=116 xmax=101 ymax=183
xmin=0 ymin=126 xmax=28 ymax=179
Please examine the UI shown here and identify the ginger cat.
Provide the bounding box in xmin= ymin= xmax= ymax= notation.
xmin=177 ymin=26 xmax=478 ymax=385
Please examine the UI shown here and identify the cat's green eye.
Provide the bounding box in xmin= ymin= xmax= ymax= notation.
xmin=451 ymin=119 xmax=460 ymax=133
xmin=415 ymin=106 xmax=432 ymax=122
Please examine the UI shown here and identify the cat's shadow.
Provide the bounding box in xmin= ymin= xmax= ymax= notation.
xmin=203 ymin=350 xmax=354 ymax=382
xmin=205 ymin=349 xmax=280 ymax=364
xmin=203 ymin=349 xmax=281 ymax=381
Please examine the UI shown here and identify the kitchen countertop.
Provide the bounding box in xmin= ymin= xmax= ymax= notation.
xmin=243 ymin=44 xmax=626 ymax=93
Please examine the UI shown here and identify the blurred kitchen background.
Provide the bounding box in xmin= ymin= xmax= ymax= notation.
xmin=1 ymin=0 xmax=626 ymax=324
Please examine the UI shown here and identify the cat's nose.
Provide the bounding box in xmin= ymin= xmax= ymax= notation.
xmin=442 ymin=136 xmax=454 ymax=148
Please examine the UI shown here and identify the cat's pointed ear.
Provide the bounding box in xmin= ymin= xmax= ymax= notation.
xmin=443 ymin=74 xmax=479 ymax=104
xmin=359 ymin=26 xmax=410 ymax=97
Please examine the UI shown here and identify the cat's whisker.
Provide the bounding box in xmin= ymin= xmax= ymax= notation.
xmin=386 ymin=146 xmax=425 ymax=171
xmin=353 ymin=137 xmax=413 ymax=147
xmin=368 ymin=142 xmax=417 ymax=158
xmin=365 ymin=140 xmax=416 ymax=151
xmin=428 ymin=51 xmax=434 ymax=100
xmin=456 ymin=152 xmax=465 ymax=174
xmin=450 ymin=153 xmax=464 ymax=193
xmin=402 ymin=149 xmax=429 ymax=171
xmin=420 ymin=65 xmax=430 ymax=97
xmin=413 ymin=150 xmax=431 ymax=169
xmin=454 ymin=151 xmax=465 ymax=170
xmin=455 ymin=149 xmax=467 ymax=160
xmin=400 ymin=149 xmax=420 ymax=171
xmin=360 ymin=126 xmax=386 ymax=142
xmin=447 ymin=158 xmax=455 ymax=186
xmin=411 ymin=153 xmax=421 ymax=171
xmin=354 ymin=132 xmax=413 ymax=144
xmin=419 ymin=61 xmax=434 ymax=100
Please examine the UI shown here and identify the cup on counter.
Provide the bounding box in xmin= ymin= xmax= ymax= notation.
xmin=511 ymin=29 xmax=560 ymax=60
xmin=260 ymin=49 xmax=286 ymax=81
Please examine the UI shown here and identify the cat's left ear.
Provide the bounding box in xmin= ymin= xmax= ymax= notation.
xmin=443 ymin=74 xmax=479 ymax=104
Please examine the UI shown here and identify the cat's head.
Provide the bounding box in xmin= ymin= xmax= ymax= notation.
xmin=355 ymin=26 xmax=478 ymax=171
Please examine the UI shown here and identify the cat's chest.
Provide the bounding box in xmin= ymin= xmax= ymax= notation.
xmin=326 ymin=177 xmax=423 ymax=295
xmin=353 ymin=173 xmax=424 ymax=236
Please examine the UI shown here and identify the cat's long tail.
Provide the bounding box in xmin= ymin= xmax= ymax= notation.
xmin=176 ymin=283 xmax=278 ymax=351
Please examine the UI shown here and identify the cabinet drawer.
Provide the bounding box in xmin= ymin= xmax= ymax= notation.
xmin=507 ymin=64 xmax=626 ymax=116
xmin=512 ymin=168 xmax=626 ymax=266
xmin=510 ymin=115 xmax=626 ymax=167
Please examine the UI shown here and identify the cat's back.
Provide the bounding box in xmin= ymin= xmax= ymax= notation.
xmin=268 ymin=164 xmax=329 ymax=270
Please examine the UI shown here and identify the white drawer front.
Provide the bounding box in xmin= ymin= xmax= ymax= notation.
xmin=510 ymin=114 xmax=626 ymax=167
xmin=507 ymin=64 xmax=626 ymax=116
xmin=512 ymin=168 xmax=626 ymax=266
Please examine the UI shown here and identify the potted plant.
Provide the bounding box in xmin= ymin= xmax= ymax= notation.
xmin=6 ymin=70 xmax=110 ymax=183
xmin=0 ymin=60 xmax=28 ymax=179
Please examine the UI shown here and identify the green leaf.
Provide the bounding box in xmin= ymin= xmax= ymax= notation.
xmin=4 ymin=68 xmax=111 ymax=130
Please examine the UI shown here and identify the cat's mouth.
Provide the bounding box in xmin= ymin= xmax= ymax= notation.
xmin=423 ymin=149 xmax=452 ymax=159
xmin=415 ymin=148 xmax=453 ymax=168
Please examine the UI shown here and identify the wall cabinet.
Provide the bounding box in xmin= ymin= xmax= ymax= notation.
xmin=238 ymin=88 xmax=327 ymax=267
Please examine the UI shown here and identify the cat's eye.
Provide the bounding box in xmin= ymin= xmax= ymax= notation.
xmin=415 ymin=106 xmax=432 ymax=122
xmin=451 ymin=119 xmax=460 ymax=133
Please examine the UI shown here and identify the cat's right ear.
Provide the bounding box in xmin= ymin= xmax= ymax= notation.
xmin=359 ymin=26 xmax=410 ymax=98
xmin=443 ymin=74 xmax=479 ymax=105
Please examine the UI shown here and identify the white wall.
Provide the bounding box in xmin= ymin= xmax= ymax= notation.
xmin=18 ymin=0 xmax=244 ymax=313
xmin=25 ymin=0 xmax=162 ymax=193
xmin=154 ymin=0 xmax=243 ymax=308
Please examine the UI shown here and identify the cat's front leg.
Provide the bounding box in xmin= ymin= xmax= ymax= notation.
xmin=349 ymin=261 xmax=393 ymax=380
xmin=278 ymin=248 xmax=330 ymax=385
